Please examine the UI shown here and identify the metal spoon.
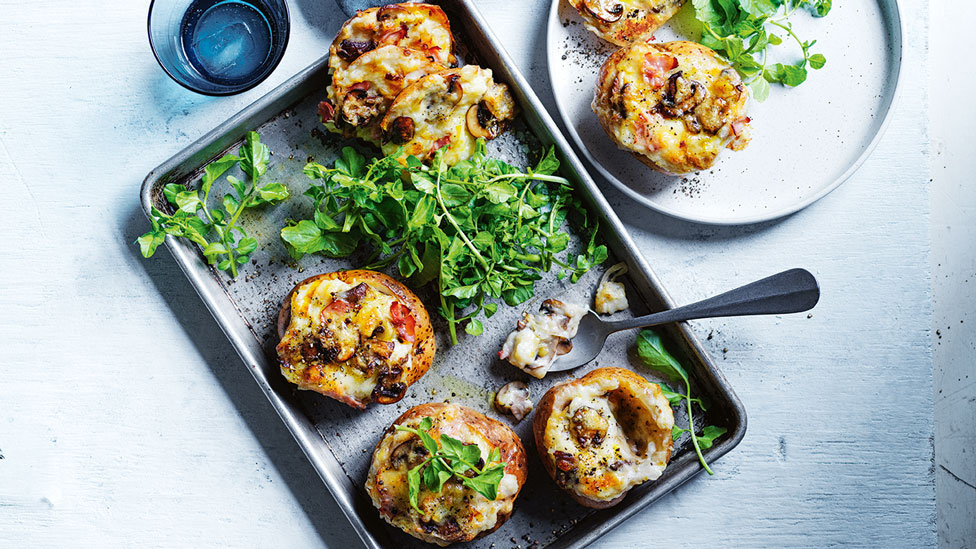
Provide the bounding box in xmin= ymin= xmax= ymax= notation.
xmin=549 ymin=268 xmax=821 ymax=372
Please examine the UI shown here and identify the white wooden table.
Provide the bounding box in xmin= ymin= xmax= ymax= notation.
xmin=0 ymin=0 xmax=945 ymax=546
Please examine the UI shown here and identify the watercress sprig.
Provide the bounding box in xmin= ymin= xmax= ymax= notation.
xmin=138 ymin=131 xmax=289 ymax=277
xmin=280 ymin=140 xmax=607 ymax=344
xmin=636 ymin=329 xmax=728 ymax=475
xmin=692 ymin=0 xmax=830 ymax=101
xmin=394 ymin=417 xmax=507 ymax=513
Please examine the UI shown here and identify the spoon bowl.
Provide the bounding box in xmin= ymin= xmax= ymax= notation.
xmin=549 ymin=268 xmax=821 ymax=372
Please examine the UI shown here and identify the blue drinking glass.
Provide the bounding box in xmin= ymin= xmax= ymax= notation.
xmin=148 ymin=0 xmax=290 ymax=95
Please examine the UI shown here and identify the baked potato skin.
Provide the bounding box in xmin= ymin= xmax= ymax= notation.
xmin=366 ymin=402 xmax=528 ymax=545
xmin=328 ymin=3 xmax=456 ymax=75
xmin=534 ymin=385 xmax=627 ymax=509
xmin=568 ymin=0 xmax=686 ymax=46
xmin=593 ymin=41 xmax=750 ymax=175
xmin=533 ymin=367 xmax=674 ymax=509
xmin=276 ymin=270 xmax=435 ymax=408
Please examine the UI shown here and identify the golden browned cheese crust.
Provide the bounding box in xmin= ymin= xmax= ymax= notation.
xmin=365 ymin=403 xmax=528 ymax=546
xmin=275 ymin=270 xmax=435 ymax=409
xmin=326 ymin=45 xmax=446 ymax=145
xmin=593 ymin=41 xmax=751 ymax=175
xmin=328 ymin=3 xmax=456 ymax=75
xmin=379 ymin=65 xmax=516 ymax=164
xmin=533 ymin=367 xmax=674 ymax=508
xmin=568 ymin=0 xmax=685 ymax=46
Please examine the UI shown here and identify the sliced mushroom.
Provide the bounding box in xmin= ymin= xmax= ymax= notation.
xmin=445 ymin=74 xmax=463 ymax=101
xmin=571 ymin=406 xmax=610 ymax=447
xmin=695 ymin=96 xmax=729 ymax=133
xmin=339 ymin=282 xmax=370 ymax=305
xmin=373 ymin=380 xmax=406 ymax=401
xmin=553 ymin=449 xmax=578 ymax=489
xmin=658 ymin=71 xmax=708 ymax=118
xmin=341 ymin=88 xmax=383 ymax=127
xmin=553 ymin=336 xmax=573 ymax=356
xmin=376 ymin=4 xmax=409 ymax=21
xmin=387 ymin=116 xmax=415 ymax=144
xmin=466 ymin=102 xmax=500 ymax=139
xmin=682 ymin=116 xmax=702 ymax=134
xmin=390 ymin=439 xmax=429 ymax=468
xmin=610 ymin=80 xmax=630 ymax=120
xmin=336 ymin=39 xmax=376 ymax=61
xmin=583 ymin=0 xmax=625 ymax=22
xmin=317 ymin=100 xmax=335 ymax=124
xmin=494 ymin=381 xmax=533 ymax=421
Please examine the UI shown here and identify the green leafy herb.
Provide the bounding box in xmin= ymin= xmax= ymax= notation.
xmin=394 ymin=416 xmax=508 ymax=513
xmin=281 ymin=140 xmax=607 ymax=344
xmin=636 ymin=329 xmax=727 ymax=475
xmin=692 ymin=0 xmax=831 ymax=101
xmin=138 ymin=131 xmax=289 ymax=277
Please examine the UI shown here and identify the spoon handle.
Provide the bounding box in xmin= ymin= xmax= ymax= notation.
xmin=608 ymin=268 xmax=820 ymax=332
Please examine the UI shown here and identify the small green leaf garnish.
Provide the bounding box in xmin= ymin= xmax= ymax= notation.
xmin=692 ymin=0 xmax=830 ymax=101
xmin=137 ymin=131 xmax=289 ymax=277
xmin=636 ymin=329 xmax=726 ymax=475
xmin=281 ymin=139 xmax=606 ymax=344
xmin=394 ymin=417 xmax=507 ymax=514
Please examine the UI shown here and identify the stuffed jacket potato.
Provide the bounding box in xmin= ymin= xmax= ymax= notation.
xmin=328 ymin=3 xmax=456 ymax=75
xmin=366 ymin=402 xmax=528 ymax=545
xmin=568 ymin=0 xmax=686 ymax=46
xmin=275 ymin=270 xmax=435 ymax=409
xmin=593 ymin=40 xmax=751 ymax=174
xmin=533 ymin=367 xmax=674 ymax=508
xmin=324 ymin=45 xmax=445 ymax=145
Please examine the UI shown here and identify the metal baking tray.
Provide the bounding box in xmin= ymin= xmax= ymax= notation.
xmin=140 ymin=1 xmax=746 ymax=547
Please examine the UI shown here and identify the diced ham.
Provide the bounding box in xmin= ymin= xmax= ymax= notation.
xmin=431 ymin=135 xmax=451 ymax=154
xmin=318 ymin=101 xmax=335 ymax=123
xmin=642 ymin=53 xmax=677 ymax=89
xmin=378 ymin=25 xmax=408 ymax=45
xmin=324 ymin=299 xmax=351 ymax=314
xmin=635 ymin=113 xmax=660 ymax=153
xmin=390 ymin=302 xmax=416 ymax=343
xmin=731 ymin=117 xmax=751 ymax=136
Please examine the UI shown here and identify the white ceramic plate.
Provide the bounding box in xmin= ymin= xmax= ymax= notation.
xmin=547 ymin=0 xmax=903 ymax=225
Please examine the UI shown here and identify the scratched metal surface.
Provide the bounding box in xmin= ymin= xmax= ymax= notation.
xmin=138 ymin=2 xmax=744 ymax=547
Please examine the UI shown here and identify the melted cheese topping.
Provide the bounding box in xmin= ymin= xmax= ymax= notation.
xmin=569 ymin=0 xmax=684 ymax=46
xmin=593 ymin=41 xmax=750 ymax=174
xmin=366 ymin=406 xmax=522 ymax=546
xmin=327 ymin=45 xmax=444 ymax=145
xmin=380 ymin=65 xmax=515 ymax=164
xmin=500 ymin=300 xmax=586 ymax=378
xmin=494 ymin=381 xmax=533 ymax=421
xmin=275 ymin=277 xmax=416 ymax=408
xmin=595 ymin=280 xmax=628 ymax=314
xmin=543 ymin=373 xmax=673 ymax=503
xmin=328 ymin=3 xmax=455 ymax=75
xmin=595 ymin=262 xmax=629 ymax=314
